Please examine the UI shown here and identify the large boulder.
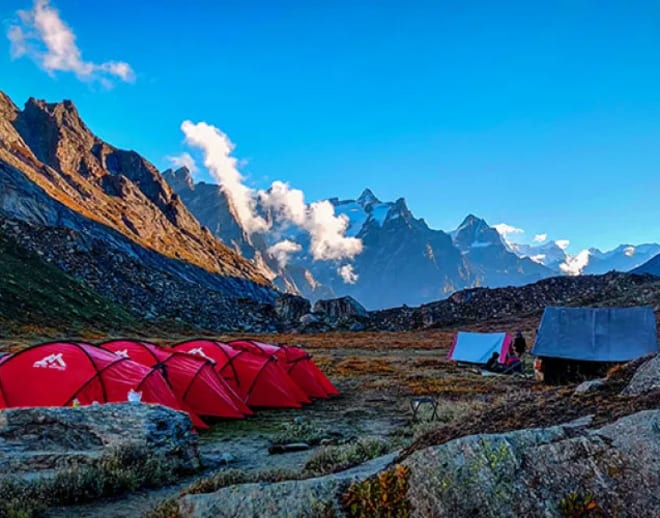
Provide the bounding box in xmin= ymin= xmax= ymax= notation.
xmin=402 ymin=410 xmax=660 ymax=517
xmin=622 ymin=354 xmax=660 ymax=396
xmin=0 ymin=403 xmax=201 ymax=475
xmin=313 ymin=296 xmax=369 ymax=320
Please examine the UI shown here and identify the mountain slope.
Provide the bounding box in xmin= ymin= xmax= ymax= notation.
xmin=328 ymin=195 xmax=469 ymax=308
xmin=0 ymin=92 xmax=268 ymax=285
xmin=0 ymin=233 xmax=142 ymax=336
xmin=0 ymin=92 xmax=292 ymax=332
xmin=632 ymin=253 xmax=660 ymax=276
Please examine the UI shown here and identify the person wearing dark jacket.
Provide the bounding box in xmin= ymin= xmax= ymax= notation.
xmin=513 ymin=331 xmax=527 ymax=356
xmin=485 ymin=352 xmax=504 ymax=373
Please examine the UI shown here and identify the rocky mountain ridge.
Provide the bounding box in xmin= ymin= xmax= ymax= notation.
xmin=0 ymin=92 xmax=309 ymax=332
xmin=300 ymin=272 xmax=660 ymax=333
xmin=0 ymin=92 xmax=268 ymax=285
xmin=165 ymin=169 xmax=557 ymax=309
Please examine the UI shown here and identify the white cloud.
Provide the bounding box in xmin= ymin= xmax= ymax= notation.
xmin=179 ymin=121 xmax=363 ymax=262
xmin=166 ymin=152 xmax=198 ymax=175
xmin=181 ymin=120 xmax=269 ymax=234
xmin=555 ymin=239 xmax=570 ymax=250
xmin=267 ymin=240 xmax=302 ymax=268
xmin=306 ymin=200 xmax=363 ymax=260
xmin=624 ymin=246 xmax=635 ymax=257
xmin=7 ymin=0 xmax=135 ymax=85
xmin=259 ymin=181 xmax=363 ymax=261
xmin=338 ymin=264 xmax=359 ymax=284
xmin=259 ymin=180 xmax=307 ymax=226
xmin=533 ymin=233 xmax=548 ymax=243
xmin=494 ymin=223 xmax=524 ymax=240
xmin=559 ymin=250 xmax=591 ymax=276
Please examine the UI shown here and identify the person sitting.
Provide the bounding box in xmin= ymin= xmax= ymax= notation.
xmin=485 ymin=352 xmax=505 ymax=373
xmin=505 ymin=349 xmax=523 ymax=374
xmin=513 ymin=331 xmax=527 ymax=356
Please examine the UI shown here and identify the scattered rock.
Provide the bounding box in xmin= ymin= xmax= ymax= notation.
xmin=368 ymin=272 xmax=660 ymax=331
xmin=268 ymin=442 xmax=311 ymax=455
xmin=574 ymin=379 xmax=606 ymax=394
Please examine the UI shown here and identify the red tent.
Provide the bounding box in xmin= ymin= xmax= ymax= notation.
xmin=100 ymin=340 xmax=250 ymax=422
xmin=0 ymin=342 xmax=188 ymax=418
xmin=172 ymin=340 xmax=309 ymax=408
xmin=229 ymin=340 xmax=339 ymax=398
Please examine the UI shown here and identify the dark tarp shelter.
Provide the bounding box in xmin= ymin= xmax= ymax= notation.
xmin=532 ymin=306 xmax=659 ymax=362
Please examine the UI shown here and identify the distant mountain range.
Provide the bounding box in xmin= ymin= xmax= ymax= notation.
xmin=1 ymin=90 xmax=657 ymax=322
xmin=164 ymin=167 xmax=660 ymax=309
xmin=508 ymin=240 xmax=660 ymax=276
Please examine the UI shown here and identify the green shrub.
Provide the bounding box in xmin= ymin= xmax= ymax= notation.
xmin=270 ymin=419 xmax=330 ymax=446
xmin=187 ymin=467 xmax=301 ymax=495
xmin=559 ymin=492 xmax=603 ymax=518
xmin=304 ymin=437 xmax=391 ymax=476
xmin=0 ymin=444 xmax=187 ymax=517
xmin=342 ymin=464 xmax=411 ymax=518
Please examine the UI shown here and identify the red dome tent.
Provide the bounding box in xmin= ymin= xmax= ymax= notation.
xmin=172 ymin=340 xmax=309 ymax=408
xmin=100 ymin=340 xmax=250 ymax=422
xmin=229 ymin=340 xmax=338 ymax=398
xmin=0 ymin=342 xmax=186 ymax=417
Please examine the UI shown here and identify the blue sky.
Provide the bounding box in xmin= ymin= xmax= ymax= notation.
xmin=1 ymin=0 xmax=659 ymax=252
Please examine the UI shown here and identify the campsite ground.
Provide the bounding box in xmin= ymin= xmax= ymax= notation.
xmin=19 ymin=321 xmax=545 ymax=517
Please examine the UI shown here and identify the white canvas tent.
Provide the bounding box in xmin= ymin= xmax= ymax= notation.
xmin=447 ymin=332 xmax=512 ymax=365
xmin=532 ymin=306 xmax=659 ymax=362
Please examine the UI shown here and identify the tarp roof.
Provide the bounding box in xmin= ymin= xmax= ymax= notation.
xmin=532 ymin=306 xmax=659 ymax=362
xmin=448 ymin=332 xmax=511 ymax=365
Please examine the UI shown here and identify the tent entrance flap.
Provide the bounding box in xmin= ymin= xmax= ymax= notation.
xmin=448 ymin=332 xmax=512 ymax=365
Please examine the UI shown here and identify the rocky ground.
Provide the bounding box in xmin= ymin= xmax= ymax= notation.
xmin=3 ymin=316 xmax=660 ymax=517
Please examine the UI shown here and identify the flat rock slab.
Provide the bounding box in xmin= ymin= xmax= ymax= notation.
xmin=0 ymin=403 xmax=200 ymax=475
xmin=179 ymin=452 xmax=399 ymax=517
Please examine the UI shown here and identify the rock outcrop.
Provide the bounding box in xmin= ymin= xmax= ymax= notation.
xmin=313 ymin=296 xmax=368 ymax=320
xmin=177 ymin=453 xmax=398 ymax=517
xmin=402 ymin=410 xmax=660 ymax=516
xmin=274 ymin=294 xmax=311 ymax=324
xmin=0 ymin=403 xmax=201 ymax=476
xmin=622 ymin=354 xmax=660 ymax=396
